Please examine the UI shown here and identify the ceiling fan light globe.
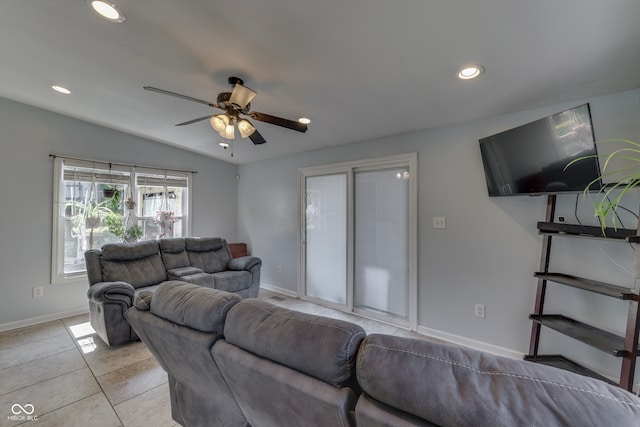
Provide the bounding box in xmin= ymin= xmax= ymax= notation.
xmin=223 ymin=124 xmax=235 ymax=140
xmin=237 ymin=119 xmax=256 ymax=138
xmin=210 ymin=114 xmax=230 ymax=133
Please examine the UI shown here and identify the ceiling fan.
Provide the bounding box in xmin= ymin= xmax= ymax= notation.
xmin=144 ymin=77 xmax=308 ymax=145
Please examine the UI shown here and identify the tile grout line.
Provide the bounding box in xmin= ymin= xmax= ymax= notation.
xmin=62 ymin=318 xmax=128 ymax=427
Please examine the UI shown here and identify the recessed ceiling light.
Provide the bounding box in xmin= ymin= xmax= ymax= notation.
xmin=457 ymin=65 xmax=485 ymax=80
xmin=88 ymin=0 xmax=126 ymax=23
xmin=298 ymin=117 xmax=311 ymax=124
xmin=52 ymin=85 xmax=72 ymax=95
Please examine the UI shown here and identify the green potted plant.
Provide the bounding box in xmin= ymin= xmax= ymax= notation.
xmin=566 ymin=138 xmax=640 ymax=232
xmin=105 ymin=212 xmax=125 ymax=238
xmin=124 ymin=224 xmax=144 ymax=243
xmin=105 ymin=212 xmax=144 ymax=243
xmin=66 ymin=200 xmax=113 ymax=248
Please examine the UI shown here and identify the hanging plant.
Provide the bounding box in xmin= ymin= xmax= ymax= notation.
xmin=124 ymin=224 xmax=144 ymax=242
xmin=125 ymin=196 xmax=136 ymax=210
xmin=154 ymin=173 xmax=178 ymax=238
xmin=154 ymin=209 xmax=176 ymax=238
xmin=103 ymin=186 xmax=116 ymax=198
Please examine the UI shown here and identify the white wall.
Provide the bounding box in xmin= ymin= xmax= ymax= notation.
xmin=238 ymin=89 xmax=640 ymax=379
xmin=0 ymin=97 xmax=238 ymax=327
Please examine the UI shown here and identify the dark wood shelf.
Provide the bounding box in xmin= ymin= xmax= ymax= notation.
xmin=535 ymin=272 xmax=638 ymax=301
xmin=537 ymin=222 xmax=637 ymax=241
xmin=529 ymin=314 xmax=637 ymax=357
xmin=524 ymin=354 xmax=617 ymax=385
xmin=530 ymin=196 xmax=640 ymax=390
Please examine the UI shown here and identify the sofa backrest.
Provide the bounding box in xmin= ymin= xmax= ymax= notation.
xmin=126 ymin=282 xmax=246 ymax=427
xmin=158 ymin=238 xmax=190 ymax=270
xmin=356 ymin=334 xmax=640 ymax=427
xmin=95 ymin=240 xmax=167 ymax=289
xmin=213 ymin=299 xmax=366 ymax=427
xmin=185 ymin=237 xmax=231 ymax=273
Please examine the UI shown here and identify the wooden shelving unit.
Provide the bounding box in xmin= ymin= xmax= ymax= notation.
xmin=526 ymin=194 xmax=640 ymax=391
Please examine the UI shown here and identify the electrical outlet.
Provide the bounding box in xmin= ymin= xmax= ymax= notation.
xmin=475 ymin=304 xmax=486 ymax=319
xmin=433 ymin=216 xmax=446 ymax=229
xmin=276 ymin=265 xmax=283 ymax=274
xmin=33 ymin=287 xmax=44 ymax=298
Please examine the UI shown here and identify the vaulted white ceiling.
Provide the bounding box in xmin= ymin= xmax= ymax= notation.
xmin=1 ymin=0 xmax=639 ymax=164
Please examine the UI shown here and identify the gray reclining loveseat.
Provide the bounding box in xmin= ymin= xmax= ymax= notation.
xmin=85 ymin=237 xmax=261 ymax=346
xmin=127 ymin=282 xmax=640 ymax=427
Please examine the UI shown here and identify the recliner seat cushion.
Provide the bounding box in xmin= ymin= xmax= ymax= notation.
xmin=177 ymin=272 xmax=216 ymax=289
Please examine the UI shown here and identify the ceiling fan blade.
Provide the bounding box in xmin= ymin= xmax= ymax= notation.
xmin=143 ymin=86 xmax=219 ymax=108
xmin=175 ymin=115 xmax=213 ymax=126
xmin=249 ymin=111 xmax=308 ymax=133
xmin=229 ymin=83 xmax=257 ymax=109
xmin=249 ymin=129 xmax=267 ymax=145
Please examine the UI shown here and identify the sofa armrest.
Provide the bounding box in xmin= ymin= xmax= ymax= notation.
xmin=227 ymin=256 xmax=261 ymax=272
xmin=87 ymin=281 xmax=135 ymax=303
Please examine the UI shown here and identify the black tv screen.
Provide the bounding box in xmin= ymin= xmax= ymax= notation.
xmin=479 ymin=104 xmax=602 ymax=196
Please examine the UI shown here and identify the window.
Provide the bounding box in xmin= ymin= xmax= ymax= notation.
xmin=51 ymin=157 xmax=192 ymax=284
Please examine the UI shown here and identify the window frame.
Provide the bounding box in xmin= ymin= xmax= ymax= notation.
xmin=51 ymin=157 xmax=193 ymax=285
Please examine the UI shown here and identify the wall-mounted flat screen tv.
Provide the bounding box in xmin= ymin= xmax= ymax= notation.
xmin=479 ymin=103 xmax=602 ymax=196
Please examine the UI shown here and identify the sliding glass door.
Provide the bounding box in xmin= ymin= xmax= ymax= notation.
xmin=354 ymin=167 xmax=410 ymax=321
xmin=300 ymin=154 xmax=417 ymax=328
xmin=304 ymin=173 xmax=348 ymax=305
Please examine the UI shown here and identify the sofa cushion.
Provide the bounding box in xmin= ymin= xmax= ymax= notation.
xmin=151 ymin=281 xmax=241 ymax=333
xmin=177 ymin=272 xmax=215 ymax=288
xmin=159 ymin=238 xmax=190 ymax=270
xmin=224 ymin=299 xmax=366 ymax=385
xmin=101 ymin=240 xmax=159 ymax=261
xmin=185 ymin=237 xmax=226 ymax=252
xmin=167 ymin=266 xmax=204 ymax=278
xmin=185 ymin=237 xmax=231 ymax=273
xmin=212 ymin=271 xmax=252 ymax=293
xmin=356 ymin=334 xmax=640 ymax=427
xmin=101 ymin=254 xmax=167 ymax=289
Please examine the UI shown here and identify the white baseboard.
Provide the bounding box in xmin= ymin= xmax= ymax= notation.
xmin=0 ymin=307 xmax=89 ymax=333
xmin=260 ymin=282 xmax=298 ymax=298
xmin=260 ymin=283 xmax=523 ymax=360
xmin=417 ymin=325 xmax=524 ymax=360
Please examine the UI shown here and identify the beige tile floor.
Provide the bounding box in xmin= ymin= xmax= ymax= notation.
xmin=0 ymin=289 xmax=439 ymax=427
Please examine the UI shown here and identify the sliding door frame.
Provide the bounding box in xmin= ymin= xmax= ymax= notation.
xmin=298 ymin=152 xmax=418 ymax=330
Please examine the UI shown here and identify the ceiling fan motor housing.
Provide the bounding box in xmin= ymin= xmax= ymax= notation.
xmin=217 ymin=92 xmax=250 ymax=113
xmin=228 ymin=76 xmax=244 ymax=87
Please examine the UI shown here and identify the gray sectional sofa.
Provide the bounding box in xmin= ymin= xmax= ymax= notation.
xmin=85 ymin=237 xmax=261 ymax=346
xmin=126 ymin=282 xmax=640 ymax=427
